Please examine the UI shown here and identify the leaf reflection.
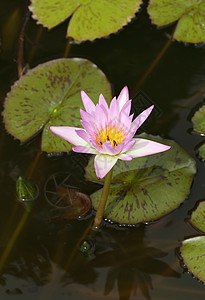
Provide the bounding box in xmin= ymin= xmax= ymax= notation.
xmin=90 ymin=228 xmax=180 ymax=300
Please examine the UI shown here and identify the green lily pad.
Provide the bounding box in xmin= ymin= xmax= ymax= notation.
xmin=3 ymin=58 xmax=112 ymax=153
xmin=180 ymin=236 xmax=205 ymax=283
xmin=198 ymin=143 xmax=205 ymax=160
xmin=192 ymin=105 xmax=205 ymax=135
xmin=148 ymin=0 xmax=205 ymax=43
xmin=29 ymin=0 xmax=142 ymax=41
xmin=85 ymin=134 xmax=196 ymax=224
xmin=191 ymin=201 xmax=205 ymax=233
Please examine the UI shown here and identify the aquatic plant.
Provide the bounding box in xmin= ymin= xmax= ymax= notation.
xmin=148 ymin=0 xmax=205 ymax=43
xmin=180 ymin=201 xmax=205 ymax=283
xmin=50 ymin=86 xmax=170 ymax=179
xmin=29 ymin=0 xmax=143 ymax=41
xmin=50 ymin=88 xmax=196 ymax=227
xmin=192 ymin=104 xmax=205 ymax=160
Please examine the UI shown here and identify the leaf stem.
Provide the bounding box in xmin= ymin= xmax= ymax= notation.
xmin=17 ymin=8 xmax=29 ymax=77
xmin=93 ymin=168 xmax=113 ymax=228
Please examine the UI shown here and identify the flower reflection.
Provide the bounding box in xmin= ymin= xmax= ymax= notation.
xmin=89 ymin=228 xmax=180 ymax=300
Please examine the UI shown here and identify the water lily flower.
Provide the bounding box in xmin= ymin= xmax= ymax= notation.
xmin=50 ymin=87 xmax=170 ymax=179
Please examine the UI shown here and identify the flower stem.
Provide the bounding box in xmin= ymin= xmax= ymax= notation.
xmin=93 ymin=168 xmax=113 ymax=228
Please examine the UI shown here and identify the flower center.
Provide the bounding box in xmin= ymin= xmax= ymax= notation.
xmin=95 ymin=124 xmax=126 ymax=148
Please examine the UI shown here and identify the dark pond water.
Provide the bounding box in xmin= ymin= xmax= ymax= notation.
xmin=0 ymin=1 xmax=205 ymax=299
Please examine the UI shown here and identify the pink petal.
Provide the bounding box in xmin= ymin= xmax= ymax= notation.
xmin=126 ymin=138 xmax=171 ymax=158
xmin=76 ymin=129 xmax=90 ymax=144
xmin=94 ymin=154 xmax=118 ymax=179
xmin=117 ymin=86 xmax=129 ymax=111
xmin=95 ymin=104 xmax=108 ymax=129
xmin=102 ymin=142 xmax=118 ymax=155
xmin=73 ymin=145 xmax=98 ymax=154
xmin=50 ymin=126 xmax=87 ymax=146
xmin=100 ymin=104 xmax=109 ymax=120
xmin=99 ymin=94 xmax=109 ymax=111
xmin=109 ymin=97 xmax=119 ymax=120
xmin=81 ymin=120 xmax=97 ymax=137
xmin=118 ymin=154 xmax=133 ymax=161
xmin=121 ymin=139 xmax=136 ymax=153
xmin=130 ymin=105 xmax=154 ymax=136
xmin=114 ymin=141 xmax=126 ymax=153
xmin=90 ymin=140 xmax=107 ymax=154
xmin=119 ymin=106 xmax=132 ymax=132
xmin=80 ymin=109 xmax=95 ymax=123
xmin=81 ymin=91 xmax=96 ymax=113
xmin=120 ymin=100 xmax=131 ymax=116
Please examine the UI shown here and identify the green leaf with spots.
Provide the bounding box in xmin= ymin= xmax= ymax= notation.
xmin=191 ymin=201 xmax=205 ymax=233
xmin=198 ymin=143 xmax=205 ymax=160
xmin=192 ymin=105 xmax=205 ymax=160
xmin=85 ymin=134 xmax=196 ymax=224
xmin=192 ymin=105 xmax=205 ymax=134
xmin=180 ymin=236 xmax=205 ymax=283
xmin=148 ymin=0 xmax=205 ymax=43
xmin=29 ymin=0 xmax=142 ymax=41
xmin=3 ymin=58 xmax=112 ymax=153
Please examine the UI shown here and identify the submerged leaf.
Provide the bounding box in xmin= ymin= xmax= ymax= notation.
xmin=148 ymin=0 xmax=205 ymax=43
xmin=180 ymin=236 xmax=205 ymax=283
xmin=16 ymin=176 xmax=38 ymax=212
xmin=191 ymin=201 xmax=205 ymax=233
xmin=44 ymin=172 xmax=91 ymax=219
xmin=29 ymin=0 xmax=142 ymax=41
xmin=3 ymin=58 xmax=111 ymax=153
xmin=16 ymin=176 xmax=37 ymax=201
xmin=85 ymin=134 xmax=196 ymax=224
xmin=47 ymin=187 xmax=91 ymax=220
xmin=192 ymin=105 xmax=205 ymax=135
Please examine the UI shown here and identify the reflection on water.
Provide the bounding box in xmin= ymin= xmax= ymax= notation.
xmin=87 ymin=229 xmax=180 ymax=300
xmin=0 ymin=215 xmax=181 ymax=300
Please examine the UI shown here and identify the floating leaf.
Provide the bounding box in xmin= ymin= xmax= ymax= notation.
xmin=29 ymin=0 xmax=142 ymax=41
xmin=180 ymin=236 xmax=205 ymax=283
xmin=192 ymin=105 xmax=205 ymax=135
xmin=191 ymin=201 xmax=205 ymax=233
xmin=85 ymin=134 xmax=196 ymax=224
xmin=148 ymin=0 xmax=205 ymax=43
xmin=198 ymin=143 xmax=205 ymax=160
xmin=3 ymin=58 xmax=112 ymax=153
xmin=192 ymin=105 xmax=205 ymax=160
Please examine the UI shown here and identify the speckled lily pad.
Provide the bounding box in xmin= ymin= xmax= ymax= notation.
xmin=190 ymin=201 xmax=205 ymax=233
xmin=180 ymin=201 xmax=205 ymax=283
xmin=29 ymin=0 xmax=142 ymax=41
xmin=3 ymin=58 xmax=112 ymax=153
xmin=192 ymin=105 xmax=205 ymax=135
xmin=198 ymin=143 xmax=205 ymax=160
xmin=85 ymin=134 xmax=196 ymax=224
xmin=192 ymin=105 xmax=205 ymax=160
xmin=180 ymin=236 xmax=205 ymax=283
xmin=148 ymin=0 xmax=205 ymax=43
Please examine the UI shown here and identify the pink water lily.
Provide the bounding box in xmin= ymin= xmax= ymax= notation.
xmin=50 ymin=87 xmax=170 ymax=179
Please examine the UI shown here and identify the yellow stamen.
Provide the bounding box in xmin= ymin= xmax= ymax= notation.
xmin=95 ymin=124 xmax=126 ymax=148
